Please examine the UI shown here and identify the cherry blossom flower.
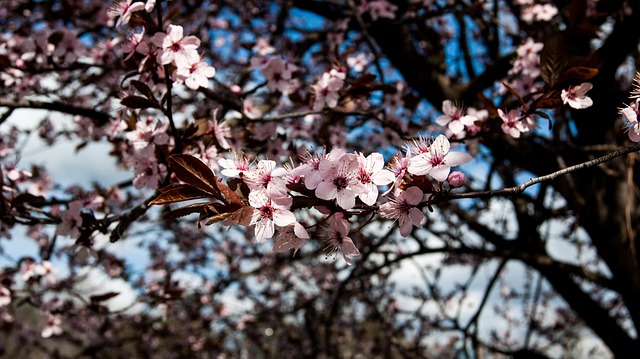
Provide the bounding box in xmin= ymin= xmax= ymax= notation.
xmin=379 ymin=186 xmax=425 ymax=237
xmin=41 ymin=313 xmax=63 ymax=338
xmin=108 ymin=0 xmax=145 ymax=29
xmin=56 ymin=200 xmax=83 ymax=238
xmin=219 ymin=154 xmax=251 ymax=177
xmin=125 ymin=117 xmax=170 ymax=154
xmin=408 ymin=135 xmax=472 ymax=182
xmin=511 ymin=38 xmax=543 ymax=79
xmin=173 ymin=58 xmax=216 ymax=90
xmin=315 ymin=153 xmax=362 ymax=210
xmin=244 ymin=159 xmax=288 ymax=200
xmin=52 ymin=29 xmax=81 ymax=64
xmin=355 ymin=152 xmax=395 ymax=206
xmin=261 ymin=56 xmax=298 ymax=93
xmin=252 ymin=38 xmax=275 ymax=56
xmin=561 ymin=82 xmax=593 ymax=109
xmin=311 ymin=69 xmax=345 ymax=110
xmin=347 ymin=53 xmax=372 ymax=73
xmin=243 ymin=97 xmax=263 ymax=119
xmin=273 ymin=222 xmax=309 ymax=256
xmin=132 ymin=147 xmax=166 ymax=189
xmin=323 ymin=216 xmax=360 ymax=265
xmin=498 ymin=109 xmax=529 ymax=138
xmin=292 ymin=147 xmax=346 ymax=190
xmin=207 ymin=110 xmax=233 ymax=150
xmin=386 ymin=151 xmax=411 ymax=192
xmin=150 ymin=24 xmax=200 ymax=68
xmin=521 ymin=4 xmax=558 ymax=24
xmin=435 ymin=100 xmax=478 ymax=135
xmin=249 ymin=193 xmax=296 ymax=242
xmin=620 ymin=99 xmax=640 ymax=142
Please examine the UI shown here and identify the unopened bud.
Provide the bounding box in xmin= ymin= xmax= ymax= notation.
xmin=447 ymin=171 xmax=465 ymax=188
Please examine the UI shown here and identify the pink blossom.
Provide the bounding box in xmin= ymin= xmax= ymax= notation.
xmin=173 ymin=59 xmax=216 ymax=90
xmin=207 ymin=110 xmax=232 ymax=150
xmin=273 ymin=222 xmax=309 ymax=255
xmin=108 ymin=0 xmax=145 ymax=29
xmin=249 ymin=193 xmax=296 ymax=242
xmin=125 ymin=118 xmax=170 ymax=153
xmin=355 ymin=152 xmax=395 ymax=205
xmin=323 ymin=216 xmax=360 ymax=265
xmin=292 ymin=148 xmax=346 ymax=190
xmin=561 ymin=82 xmax=593 ymax=109
xmin=121 ymin=29 xmax=149 ymax=61
xmin=41 ymin=313 xmax=63 ymax=338
xmin=252 ymin=38 xmax=275 ymax=56
xmin=347 ymin=53 xmax=372 ymax=73
xmin=311 ymin=69 xmax=345 ymax=110
xmin=56 ymin=200 xmax=83 ymax=238
xmin=620 ymin=100 xmax=640 ymax=142
xmin=407 ymin=135 xmax=472 ymax=182
xmin=261 ymin=56 xmax=298 ymax=93
xmin=386 ymin=151 xmax=411 ymax=192
xmin=521 ymin=4 xmax=558 ymax=24
xmin=243 ymin=97 xmax=263 ymax=119
xmin=379 ymin=186 xmax=425 ymax=237
xmin=150 ymin=24 xmax=201 ymax=68
xmin=315 ymin=153 xmax=362 ymax=210
xmin=132 ymin=147 xmax=166 ymax=189
xmin=498 ymin=109 xmax=529 ymax=138
xmin=435 ymin=100 xmax=478 ymax=135
xmin=219 ymin=154 xmax=251 ymax=177
xmin=244 ymin=159 xmax=288 ymax=199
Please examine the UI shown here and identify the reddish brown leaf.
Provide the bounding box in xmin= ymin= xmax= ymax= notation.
xmin=120 ymin=95 xmax=161 ymax=110
xmin=558 ymin=66 xmax=599 ymax=84
xmin=539 ymin=35 xmax=569 ymax=88
xmin=216 ymin=180 xmax=245 ymax=206
xmin=209 ymin=205 xmax=254 ymax=226
xmin=205 ymin=211 xmax=235 ymax=225
xmin=149 ymin=184 xmax=211 ymax=206
xmin=168 ymin=154 xmax=221 ymax=198
xmin=130 ymin=80 xmax=156 ymax=101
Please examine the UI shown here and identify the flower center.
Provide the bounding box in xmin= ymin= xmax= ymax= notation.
xmin=333 ymin=176 xmax=348 ymax=191
xmin=260 ymin=205 xmax=274 ymax=220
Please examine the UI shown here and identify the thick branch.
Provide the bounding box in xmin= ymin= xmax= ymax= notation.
xmin=0 ymin=98 xmax=111 ymax=125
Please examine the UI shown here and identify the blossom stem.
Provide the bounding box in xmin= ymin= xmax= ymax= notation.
xmin=155 ymin=0 xmax=181 ymax=154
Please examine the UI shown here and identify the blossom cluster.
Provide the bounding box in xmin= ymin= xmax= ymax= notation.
xmin=108 ymin=0 xmax=215 ymax=89
xmin=215 ymin=134 xmax=472 ymax=265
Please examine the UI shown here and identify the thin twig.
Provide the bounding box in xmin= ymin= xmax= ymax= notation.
xmin=445 ymin=143 xmax=640 ymax=200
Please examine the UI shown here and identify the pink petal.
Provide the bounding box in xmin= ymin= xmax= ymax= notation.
xmin=445 ymin=151 xmax=472 ymax=166
xmin=273 ymin=209 xmax=296 ymax=227
xmin=429 ymin=164 xmax=450 ymax=182
xmin=408 ymin=207 xmax=425 ymax=227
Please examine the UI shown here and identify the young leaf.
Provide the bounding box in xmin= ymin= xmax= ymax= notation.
xmin=130 ymin=80 xmax=156 ymax=101
xmin=149 ymin=184 xmax=211 ymax=206
xmin=121 ymin=95 xmax=161 ymax=110
xmin=539 ymin=35 xmax=569 ymax=88
xmin=168 ymin=154 xmax=221 ymax=198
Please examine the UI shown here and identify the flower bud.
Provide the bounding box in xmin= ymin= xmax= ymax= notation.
xmin=447 ymin=171 xmax=465 ymax=188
